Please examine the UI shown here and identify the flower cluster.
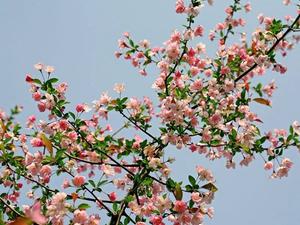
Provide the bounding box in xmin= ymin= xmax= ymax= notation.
xmin=1 ymin=1 xmax=300 ymax=225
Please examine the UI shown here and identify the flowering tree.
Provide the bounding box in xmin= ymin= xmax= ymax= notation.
xmin=0 ymin=0 xmax=300 ymax=225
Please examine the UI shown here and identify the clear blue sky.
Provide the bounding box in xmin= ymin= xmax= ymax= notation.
xmin=0 ymin=1 xmax=300 ymax=225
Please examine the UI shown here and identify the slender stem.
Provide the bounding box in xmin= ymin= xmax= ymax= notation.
xmin=63 ymin=169 xmax=114 ymax=215
xmin=118 ymin=110 xmax=159 ymax=143
xmin=111 ymin=122 xmax=130 ymax=138
xmin=0 ymin=196 xmax=23 ymax=217
xmin=7 ymin=164 xmax=115 ymax=205
xmin=64 ymin=151 xmax=140 ymax=167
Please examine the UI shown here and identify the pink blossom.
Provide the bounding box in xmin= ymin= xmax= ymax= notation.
xmin=292 ymin=121 xmax=300 ymax=135
xmin=282 ymin=158 xmax=293 ymax=169
xmin=108 ymin=192 xmax=117 ymax=202
xmin=264 ymin=161 xmax=273 ymax=170
xmin=150 ymin=215 xmax=164 ymax=225
xmin=25 ymin=74 xmax=34 ymax=83
xmin=191 ymin=212 xmax=204 ymax=225
xmin=190 ymin=66 xmax=200 ymax=76
xmin=196 ymin=165 xmax=214 ymax=181
xmin=175 ymin=0 xmax=185 ymax=14
xmin=194 ymin=25 xmax=204 ymax=36
xmin=207 ymin=207 xmax=214 ymax=218
xmin=173 ymin=200 xmax=187 ymax=213
xmin=37 ymin=101 xmax=46 ymax=112
xmin=166 ymin=42 xmax=180 ymax=60
xmin=76 ymin=104 xmax=85 ymax=112
xmin=30 ymin=137 xmax=43 ymax=147
xmin=34 ymin=63 xmax=44 ymax=71
xmin=244 ymin=2 xmax=251 ymax=12
xmin=191 ymin=192 xmax=202 ymax=203
xmin=72 ymin=175 xmax=86 ymax=187
xmin=113 ymin=83 xmax=125 ymax=93
xmin=45 ymin=65 xmax=55 ymax=74
xmin=209 ymin=112 xmax=222 ymax=126
xmin=73 ymin=209 xmax=88 ymax=224
xmin=24 ymin=201 xmax=47 ymax=225
xmin=216 ymin=23 xmax=226 ymax=30
xmin=190 ymin=79 xmax=203 ymax=92
xmin=32 ymin=91 xmax=42 ymax=101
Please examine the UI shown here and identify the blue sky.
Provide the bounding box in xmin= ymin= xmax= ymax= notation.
xmin=0 ymin=1 xmax=300 ymax=225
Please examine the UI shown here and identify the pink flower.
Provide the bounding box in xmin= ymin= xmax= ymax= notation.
xmin=40 ymin=165 xmax=52 ymax=180
xmin=139 ymin=69 xmax=147 ymax=76
xmin=26 ymin=115 xmax=36 ymax=128
xmin=25 ymin=74 xmax=34 ymax=83
xmin=202 ymin=127 xmax=212 ymax=142
xmin=196 ymin=165 xmax=214 ymax=181
xmin=209 ymin=113 xmax=222 ymax=126
xmin=173 ymin=200 xmax=187 ymax=213
xmin=24 ymin=201 xmax=47 ymax=225
xmin=62 ymin=179 xmax=70 ymax=189
xmin=190 ymin=66 xmax=199 ymax=76
xmin=282 ymin=158 xmax=293 ymax=169
xmin=166 ymin=42 xmax=180 ymax=60
xmin=207 ymin=207 xmax=214 ymax=218
xmin=194 ymin=25 xmax=204 ymax=36
xmin=108 ymin=192 xmax=117 ymax=202
xmin=34 ymin=63 xmax=44 ymax=71
xmin=292 ymin=121 xmax=300 ymax=135
xmin=190 ymin=79 xmax=203 ymax=92
xmin=191 ymin=212 xmax=204 ymax=225
xmin=113 ymin=83 xmax=125 ymax=93
xmin=30 ymin=137 xmax=43 ymax=147
xmin=276 ymin=166 xmax=289 ymax=178
xmin=220 ymin=66 xmax=230 ymax=75
xmin=68 ymin=131 xmax=78 ymax=141
xmin=25 ymin=202 xmax=47 ymax=225
xmin=244 ymin=2 xmax=251 ymax=12
xmin=150 ymin=215 xmax=164 ymax=225
xmin=37 ymin=101 xmax=46 ymax=112
xmin=283 ymin=0 xmax=291 ymax=5
xmin=136 ymin=222 xmax=146 ymax=225
xmin=216 ymin=23 xmax=226 ymax=30
xmin=225 ymin=7 xmax=233 ymax=15
xmin=45 ymin=65 xmax=55 ymax=74
xmin=72 ymin=175 xmax=86 ymax=187
xmin=73 ymin=209 xmax=88 ymax=224
xmin=175 ymin=0 xmax=185 ymax=14
xmin=264 ymin=161 xmax=273 ymax=170
xmin=191 ymin=192 xmax=202 ymax=203
xmin=32 ymin=92 xmax=42 ymax=101
xmin=76 ymin=104 xmax=85 ymax=112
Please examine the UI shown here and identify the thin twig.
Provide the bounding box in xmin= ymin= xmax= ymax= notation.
xmin=235 ymin=14 xmax=300 ymax=82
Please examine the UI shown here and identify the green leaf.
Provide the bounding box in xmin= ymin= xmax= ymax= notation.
xmin=124 ymin=217 xmax=130 ymax=225
xmin=166 ymin=178 xmax=176 ymax=191
xmin=88 ymin=180 xmax=96 ymax=187
xmin=32 ymin=78 xmax=42 ymax=85
xmin=173 ymin=183 xmax=183 ymax=200
xmin=188 ymin=175 xmax=196 ymax=186
xmin=78 ymin=203 xmax=91 ymax=210
xmin=47 ymin=78 xmax=59 ymax=84
xmin=124 ymin=195 xmax=135 ymax=203
xmin=201 ymin=182 xmax=218 ymax=192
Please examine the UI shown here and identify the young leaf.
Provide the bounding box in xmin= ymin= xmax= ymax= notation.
xmin=78 ymin=203 xmax=91 ymax=210
xmin=201 ymin=182 xmax=218 ymax=192
xmin=39 ymin=133 xmax=53 ymax=155
xmin=173 ymin=183 xmax=183 ymax=200
xmin=253 ymin=98 xmax=271 ymax=106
